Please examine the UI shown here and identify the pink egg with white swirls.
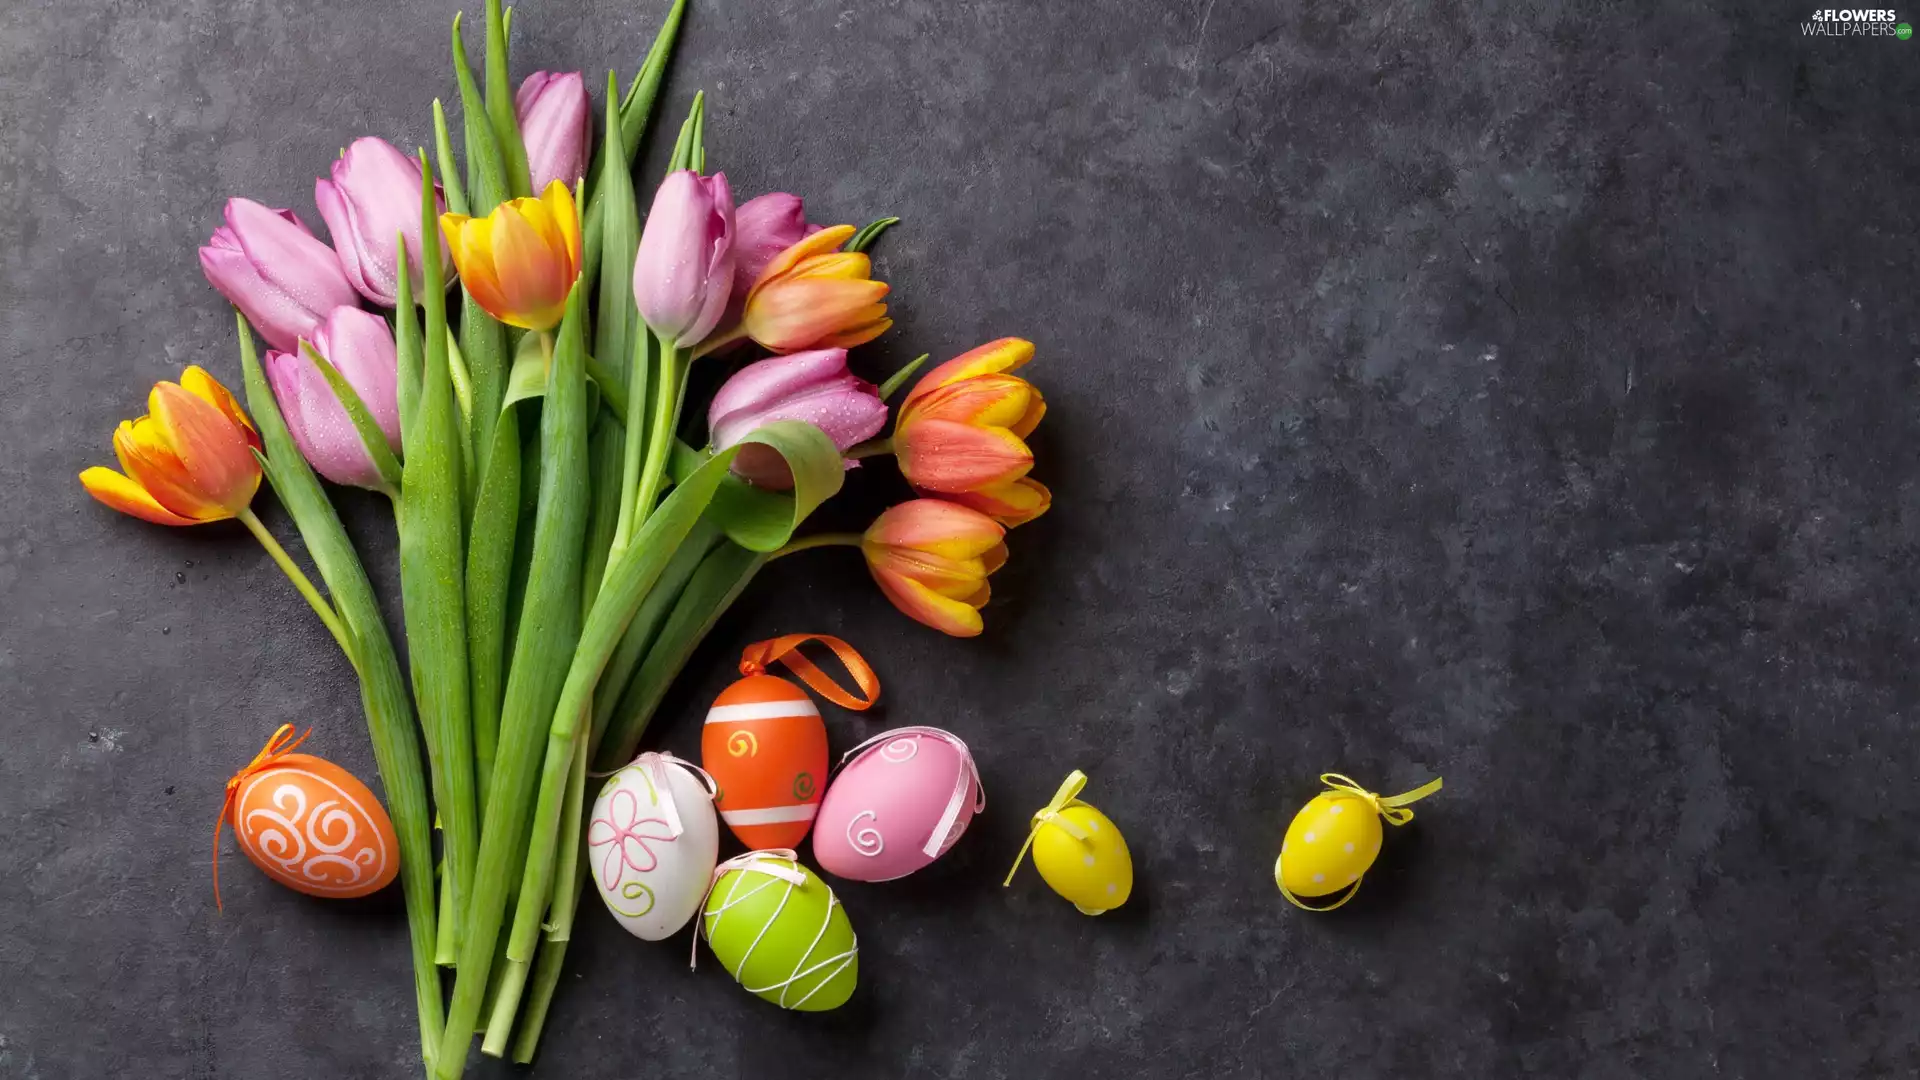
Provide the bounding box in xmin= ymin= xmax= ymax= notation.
xmin=813 ymin=727 xmax=985 ymax=882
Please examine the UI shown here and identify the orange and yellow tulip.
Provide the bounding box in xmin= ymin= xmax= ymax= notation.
xmin=439 ymin=179 xmax=581 ymax=331
xmin=739 ymin=224 xmax=891 ymax=353
xmin=894 ymin=337 xmax=1050 ymax=527
xmin=861 ymin=498 xmax=1007 ymax=638
xmin=80 ymin=366 xmax=263 ymax=526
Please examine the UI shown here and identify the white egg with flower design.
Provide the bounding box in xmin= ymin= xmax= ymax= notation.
xmin=587 ymin=752 xmax=719 ymax=940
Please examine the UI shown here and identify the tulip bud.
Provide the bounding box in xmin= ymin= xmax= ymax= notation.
xmin=80 ymin=367 xmax=264 ymax=526
xmin=741 ymin=225 xmax=891 ymax=353
xmin=515 ymin=72 xmax=593 ymax=193
xmin=315 ymin=137 xmax=452 ymax=308
xmin=632 ymin=169 xmax=735 ymax=349
xmin=708 ymin=350 xmax=888 ymax=489
xmin=199 ymin=200 xmax=361 ymax=353
xmin=441 ymin=180 xmax=582 ymax=332
xmin=860 ymin=499 xmax=1008 ymax=638
xmin=263 ymin=308 xmax=402 ymax=490
xmin=895 ymin=338 xmax=1051 ymax=526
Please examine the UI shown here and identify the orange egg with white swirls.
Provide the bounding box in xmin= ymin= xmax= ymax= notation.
xmin=228 ymin=753 xmax=398 ymax=899
xmin=701 ymin=673 xmax=828 ymax=849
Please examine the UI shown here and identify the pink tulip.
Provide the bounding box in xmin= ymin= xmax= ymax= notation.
xmin=708 ymin=349 xmax=888 ymax=489
xmin=731 ymin=193 xmax=815 ymax=300
xmin=515 ymin=72 xmax=592 ymax=192
xmin=632 ymin=169 xmax=735 ymax=349
xmin=263 ymin=307 xmax=402 ymax=490
xmin=199 ymin=199 xmax=360 ymax=352
xmin=315 ymin=137 xmax=451 ymax=308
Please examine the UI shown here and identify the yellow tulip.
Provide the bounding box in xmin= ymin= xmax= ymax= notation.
xmin=439 ymin=180 xmax=581 ymax=331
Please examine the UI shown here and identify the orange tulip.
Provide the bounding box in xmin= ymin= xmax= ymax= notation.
xmin=80 ymin=366 xmax=263 ymax=526
xmin=739 ymin=224 xmax=891 ymax=352
xmin=893 ymin=337 xmax=1050 ymax=526
xmin=860 ymin=499 xmax=1007 ymax=638
xmin=440 ymin=179 xmax=581 ymax=331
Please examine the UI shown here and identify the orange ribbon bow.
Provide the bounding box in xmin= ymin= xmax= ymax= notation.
xmin=738 ymin=634 xmax=880 ymax=711
xmin=212 ymin=723 xmax=309 ymax=910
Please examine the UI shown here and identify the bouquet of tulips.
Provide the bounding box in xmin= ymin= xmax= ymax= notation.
xmin=77 ymin=1 xmax=1050 ymax=1075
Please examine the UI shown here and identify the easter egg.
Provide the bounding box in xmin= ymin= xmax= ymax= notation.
xmin=1032 ymin=803 xmax=1132 ymax=915
xmin=701 ymin=853 xmax=858 ymax=1010
xmin=587 ymin=752 xmax=720 ymax=940
xmin=228 ymin=753 xmax=398 ymax=899
xmin=702 ymin=673 xmax=829 ymax=849
xmin=813 ymin=727 xmax=985 ymax=882
xmin=1277 ymin=791 xmax=1384 ymax=898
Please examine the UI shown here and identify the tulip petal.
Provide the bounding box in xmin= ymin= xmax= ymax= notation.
xmin=490 ymin=202 xmax=570 ymax=329
xmin=870 ymin=567 xmax=985 ymax=638
xmin=906 ymin=374 xmax=1037 ymax=429
xmin=816 ymin=313 xmax=894 ymax=350
xmin=865 ymin=499 xmax=1004 ymax=559
xmin=115 ymin=419 xmax=226 ymax=521
xmin=743 ymin=277 xmax=890 ymax=353
xmin=903 ymin=338 xmax=1035 ymax=410
xmin=752 ymin=224 xmax=855 ymax=290
xmin=79 ymin=467 xmax=199 ymax=526
xmin=1010 ymin=393 xmax=1047 ymax=440
xmin=540 ymin=180 xmax=582 ymax=277
xmin=943 ymin=479 xmax=1052 ymax=528
xmin=178 ymin=365 xmax=263 ymax=452
xmin=895 ymin=417 xmax=1033 ymax=491
xmin=445 ymin=215 xmax=514 ymax=322
xmin=150 ymin=382 xmax=260 ymax=514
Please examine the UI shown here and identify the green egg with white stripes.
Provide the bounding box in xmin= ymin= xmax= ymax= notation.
xmin=701 ymin=852 xmax=858 ymax=1010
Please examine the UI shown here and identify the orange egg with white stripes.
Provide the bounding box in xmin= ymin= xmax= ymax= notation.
xmin=703 ymin=673 xmax=830 ymax=848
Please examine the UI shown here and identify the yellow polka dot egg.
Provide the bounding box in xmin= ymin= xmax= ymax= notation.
xmin=1277 ymin=792 xmax=1382 ymax=899
xmin=1005 ymin=770 xmax=1133 ymax=915
xmin=1273 ymin=774 xmax=1442 ymax=910
xmin=1032 ymin=803 xmax=1132 ymax=914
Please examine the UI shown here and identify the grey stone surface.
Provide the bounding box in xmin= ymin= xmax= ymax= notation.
xmin=5 ymin=0 xmax=1920 ymax=1076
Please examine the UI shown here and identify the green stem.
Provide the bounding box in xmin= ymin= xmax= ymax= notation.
xmin=608 ymin=332 xmax=654 ymax=558
xmin=237 ymin=508 xmax=353 ymax=656
xmin=629 ymin=341 xmax=682 ymax=528
xmin=843 ymin=436 xmax=893 ymax=461
xmin=689 ymin=324 xmax=746 ymax=359
xmin=767 ymin=532 xmax=863 ymax=561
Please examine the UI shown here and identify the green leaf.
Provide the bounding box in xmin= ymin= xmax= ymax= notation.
xmin=580 ymin=0 xmax=687 ymax=290
xmin=700 ymin=422 xmax=845 ymax=552
xmin=452 ymin=13 xmax=508 ymax=216
xmin=580 ymin=411 xmax=626 ymax=618
xmin=433 ymin=99 xmax=471 ymax=217
xmin=844 ymin=215 xmax=900 ymax=254
xmin=436 ymin=283 xmax=591 ymax=1076
xmin=299 ymin=341 xmax=403 ymax=495
xmin=485 ymin=0 xmax=532 ymax=199
xmin=400 ymin=152 xmax=476 ymax=978
xmin=503 ymin=330 xmax=553 ymax=408
xmin=394 ymin=246 xmax=421 ymax=438
xmin=465 ymin=404 xmax=523 ymax=816
xmin=599 ymin=539 xmax=765 ymax=771
xmin=878 ymin=352 xmax=931 ymax=402
xmin=236 ymin=313 xmax=445 ymax=1066
xmin=586 ymin=517 xmax=719 ymax=750
xmin=592 ymin=71 xmax=640 ymax=421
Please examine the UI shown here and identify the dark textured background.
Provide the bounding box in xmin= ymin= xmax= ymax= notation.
xmin=5 ymin=0 xmax=1920 ymax=1076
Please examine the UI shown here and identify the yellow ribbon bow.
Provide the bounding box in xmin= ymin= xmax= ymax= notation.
xmin=1003 ymin=769 xmax=1091 ymax=887
xmin=213 ymin=723 xmax=310 ymax=911
xmin=1274 ymin=773 xmax=1443 ymax=912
